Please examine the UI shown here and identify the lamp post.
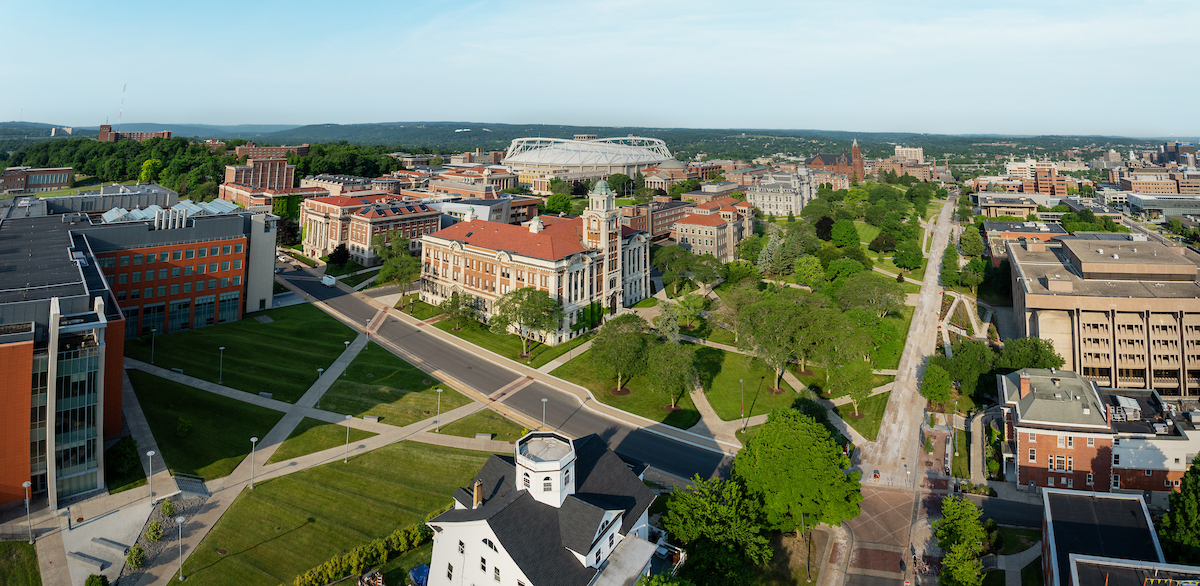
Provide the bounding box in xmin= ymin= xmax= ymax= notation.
xmin=218 ymin=346 xmax=225 ymax=384
xmin=175 ymin=516 xmax=187 ymax=581
xmin=146 ymin=450 xmax=156 ymax=506
xmin=317 ymin=368 xmax=324 ymax=408
xmin=365 ymin=318 xmax=370 ymax=340
xmin=249 ymin=437 xmax=258 ymax=489
xmin=436 ymin=389 xmax=443 ymax=432
xmin=22 ymin=481 xmax=32 ymax=544
xmin=344 ymin=415 xmax=353 ymax=463
xmin=541 ymin=398 xmax=549 ymax=431
xmin=151 ymin=328 xmax=157 ymax=364
xmin=740 ymin=378 xmax=746 ymax=431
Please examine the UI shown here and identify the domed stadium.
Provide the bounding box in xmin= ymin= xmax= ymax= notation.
xmin=502 ymin=136 xmax=674 ymax=175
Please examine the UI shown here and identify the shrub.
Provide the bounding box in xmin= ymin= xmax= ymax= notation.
xmin=146 ymin=520 xmax=163 ymax=542
xmin=175 ymin=416 xmax=192 ymax=437
xmin=109 ymin=437 xmax=139 ymax=474
xmin=924 ymin=434 xmax=934 ymax=454
xmin=85 ymin=575 xmax=110 ymax=586
xmin=160 ymin=498 xmax=175 ymax=517
xmin=126 ymin=543 xmax=145 ymax=570
xmin=292 ymin=521 xmax=436 ymax=586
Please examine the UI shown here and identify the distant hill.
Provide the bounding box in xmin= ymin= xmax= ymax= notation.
xmin=78 ymin=123 xmax=302 ymax=139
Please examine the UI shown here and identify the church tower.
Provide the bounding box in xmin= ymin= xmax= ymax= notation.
xmin=851 ymin=138 xmax=865 ymax=181
xmin=581 ymin=180 xmax=623 ymax=311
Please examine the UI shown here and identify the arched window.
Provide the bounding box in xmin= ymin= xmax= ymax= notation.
xmin=482 ymin=538 xmax=497 ymax=552
xmin=564 ymin=468 xmax=571 ymax=486
xmin=543 ymin=476 xmax=552 ymax=492
xmin=523 ymin=472 xmax=530 ymax=489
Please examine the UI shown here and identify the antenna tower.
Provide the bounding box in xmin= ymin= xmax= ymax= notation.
xmin=117 ymin=84 xmax=126 ymax=133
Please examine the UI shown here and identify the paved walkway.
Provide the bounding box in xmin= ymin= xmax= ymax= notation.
xmin=970 ymin=412 xmax=985 ymax=484
xmin=997 ymin=542 xmax=1042 ymax=586
xmin=536 ymin=339 xmax=594 ymax=373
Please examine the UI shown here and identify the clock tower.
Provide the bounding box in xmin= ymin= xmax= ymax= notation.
xmin=581 ymin=180 xmax=623 ymax=312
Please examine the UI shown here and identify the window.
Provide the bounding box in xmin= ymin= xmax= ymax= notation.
xmin=595 ymin=551 xmax=601 ymax=564
xmin=483 ymin=538 xmax=497 ymax=552
xmin=233 ymin=260 xmax=242 ymax=270
xmin=1067 ymin=456 xmax=1073 ymax=472
xmin=157 ymin=286 xmax=166 ymax=297
xmin=1146 ymin=469 xmax=1153 ymax=476
xmin=543 ymin=477 xmax=552 ymax=492
xmin=1113 ymin=454 xmax=1120 ymax=466
xmin=147 ymin=252 xmax=158 ymax=263
xmin=1067 ymin=478 xmax=1073 ymax=488
xmin=1055 ymin=455 xmax=1065 ymax=471
xmin=118 ymin=273 xmax=127 ymax=284
xmin=458 ymin=540 xmax=464 ymax=554
xmin=446 ymin=563 xmax=453 ymax=581
xmin=220 ymin=277 xmax=229 ymax=288
xmin=158 ymin=269 xmax=167 ymax=279
xmin=183 ymin=283 xmax=191 ymax=293
xmin=185 ymin=249 xmax=195 ymax=259
xmin=209 ymin=263 xmax=218 ymax=273
xmin=133 ymin=254 xmax=143 ymax=265
xmin=145 ymin=288 xmax=154 ymax=299
xmin=172 ymin=250 xmax=182 ymax=261
xmin=1029 ymin=432 xmax=1037 ymax=442
xmin=169 ymin=284 xmax=179 ymax=295
xmin=198 ymin=248 xmax=207 ymax=258
xmin=1057 ymin=436 xmax=1065 ymax=448
xmin=210 ymin=246 xmax=218 ymax=256
xmin=171 ymin=267 xmax=181 ymax=278
xmin=116 ymin=291 xmax=127 ymax=301
xmin=130 ymin=289 xmax=140 ymax=300
xmin=119 ymin=255 xmax=129 ymax=267
xmin=608 ymin=533 xmax=614 ymax=549
xmin=209 ymin=279 xmax=218 ymax=290
xmin=1112 ymin=475 xmax=1121 ymax=489
xmin=196 ymin=280 xmax=204 ymax=291
xmin=232 ymin=276 xmax=241 ymax=286
xmin=1087 ymin=473 xmax=1093 ymax=485
xmin=222 ymin=245 xmax=231 ymax=255
xmin=221 ymin=261 xmax=230 ymax=271
xmin=1114 ymin=439 xmax=1120 ymax=446
xmin=1175 ymin=480 xmax=1182 ymax=487
xmin=494 ymin=567 xmax=500 ymax=582
xmin=146 ymin=270 xmax=155 ymax=281
xmin=198 ymin=264 xmax=206 ymax=274
xmin=523 ymin=473 xmax=530 ymax=489
xmin=185 ymin=266 xmax=193 ymax=276
xmin=565 ymin=469 xmax=570 ymax=486
xmin=1029 ymin=449 xmax=1036 ymax=463
xmin=1048 ymin=476 xmax=1054 ymax=486
xmin=480 ymin=558 xmax=486 ymax=572
xmin=234 ymin=243 xmax=243 ymax=254
xmin=1067 ymin=436 xmax=1074 ymax=449
xmin=1167 ymin=480 xmax=1174 ymax=487
xmin=1087 ymin=437 xmax=1095 ymax=447
xmin=132 ymin=272 xmax=141 ymax=283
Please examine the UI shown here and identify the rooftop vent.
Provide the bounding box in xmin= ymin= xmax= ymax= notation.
xmin=1113 ymin=254 xmax=1120 ymax=259
xmin=1097 ymin=248 xmax=1104 ymax=254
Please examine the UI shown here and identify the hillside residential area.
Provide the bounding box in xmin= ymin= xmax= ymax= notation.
xmin=4 ymin=4 xmax=1200 ymax=586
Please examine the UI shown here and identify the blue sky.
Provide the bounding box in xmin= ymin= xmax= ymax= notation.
xmin=4 ymin=0 xmax=1197 ymax=136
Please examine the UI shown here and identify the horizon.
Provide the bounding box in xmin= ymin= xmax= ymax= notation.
xmin=4 ymin=1 xmax=1199 ymax=136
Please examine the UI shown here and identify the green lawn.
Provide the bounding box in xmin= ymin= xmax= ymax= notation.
xmin=883 ymin=255 xmax=928 ymax=282
xmin=551 ymin=351 xmax=701 ymax=429
xmin=380 ymin=542 xmax=433 ymax=585
xmin=661 ymin=277 xmax=699 ymax=299
xmin=853 ymin=221 xmax=881 ymax=244
xmin=924 ymin=200 xmax=945 ymax=221
xmin=878 ymin=305 xmax=915 ymax=370
xmin=105 ymin=439 xmax=147 ymax=494
xmin=952 ymin=430 xmax=969 ymax=479
xmin=266 ymin=418 xmax=377 ymax=465
xmin=0 ymin=542 xmax=40 ymax=586
xmin=434 ymin=319 xmax=593 ymax=368
xmin=1022 ymin=558 xmax=1045 ymax=586
xmin=436 ymin=408 xmax=527 ymax=442
xmin=128 ymin=371 xmax=284 ymax=480
xmin=341 ymin=268 xmax=381 ymax=288
xmin=632 ymin=296 xmax=659 ymax=308
xmin=614 ymin=198 xmax=637 ymax=206
xmin=982 ymin=570 xmax=1005 ymax=586
xmin=397 ymin=294 xmax=443 ymax=320
xmin=998 ymin=527 xmax=1041 ymax=555
xmin=172 ymin=442 xmax=488 ymax=586
xmin=735 ymin=424 xmax=761 ymax=446
xmin=322 ymin=260 xmax=367 ymax=277
xmin=792 ymin=368 xmax=892 ymax=398
xmin=124 ymin=304 xmax=356 ymax=404
xmin=699 ymin=347 xmax=800 ymax=421
xmin=833 ymin=391 xmax=890 ymax=441
xmin=320 ymin=342 xmax=470 ymax=426
xmin=950 ymin=298 xmax=974 ymax=331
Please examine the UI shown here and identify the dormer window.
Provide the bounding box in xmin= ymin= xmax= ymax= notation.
xmin=543 ymin=476 xmax=552 ymax=491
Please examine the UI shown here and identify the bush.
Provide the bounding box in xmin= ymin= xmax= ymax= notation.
xmin=85 ymin=575 xmax=110 ymax=586
xmin=175 ymin=416 xmax=192 ymax=438
xmin=127 ymin=543 xmax=145 ymax=570
xmin=109 ymin=436 xmax=140 ymax=474
xmin=292 ymin=519 xmax=440 ymax=586
xmin=146 ymin=520 xmax=163 ymax=542
xmin=161 ymin=498 xmax=175 ymax=517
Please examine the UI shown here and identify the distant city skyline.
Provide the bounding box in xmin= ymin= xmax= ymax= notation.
xmin=5 ymin=0 xmax=1198 ymax=137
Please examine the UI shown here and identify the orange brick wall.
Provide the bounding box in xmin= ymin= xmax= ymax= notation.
xmin=104 ymin=319 xmax=125 ymax=439
xmin=0 ymin=340 xmax=33 ymax=506
xmin=1017 ymin=431 xmax=1112 ymax=491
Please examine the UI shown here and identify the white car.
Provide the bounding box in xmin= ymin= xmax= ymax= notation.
xmin=277 ymin=254 xmax=290 ymax=263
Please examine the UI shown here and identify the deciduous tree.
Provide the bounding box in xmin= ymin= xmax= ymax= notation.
xmin=959 ymin=227 xmax=985 ymax=256
xmin=676 ymin=293 xmax=706 ymax=328
xmin=837 ymin=271 xmax=904 ymax=318
xmin=438 ymin=292 xmax=476 ymax=331
xmin=941 ymin=244 xmax=960 ymax=287
xmin=738 ymin=300 xmax=801 ymax=390
xmin=792 ymin=255 xmax=824 ymax=287
xmin=827 ymin=359 xmax=873 ymax=416
xmin=940 ymin=541 xmax=985 ymax=586
xmin=590 ymin=314 xmax=651 ymax=392
xmin=653 ymin=246 xmax=693 ymax=295
xmin=662 ymin=476 xmax=772 ymax=586
xmin=139 ymin=158 xmax=163 ymax=183
xmin=995 ymin=337 xmax=1065 ymax=371
xmin=327 ymin=243 xmax=351 ymax=268
xmin=489 ymin=287 xmax=565 ymax=356
xmin=921 ymin=363 xmax=953 ymax=404
xmin=646 ymin=343 xmax=696 ymax=409
xmin=831 ymin=220 xmax=860 ymax=247
xmin=893 ymin=238 xmax=924 ymax=271
xmin=543 ymin=193 xmax=572 ymax=214
xmin=1158 ymin=456 xmax=1200 ymax=563
xmin=933 ymin=496 xmax=987 ymax=554
xmin=814 ymin=216 xmax=835 ymax=241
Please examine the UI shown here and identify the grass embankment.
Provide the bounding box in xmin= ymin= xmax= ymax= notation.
xmin=0 ymin=542 xmax=41 ymax=586
xmin=832 ymin=391 xmax=891 ymax=441
xmin=434 ymin=319 xmax=593 ymax=369
xmin=321 ymin=342 xmax=470 ymax=426
xmin=266 ymin=418 xmax=377 ymax=464
xmin=436 ymin=409 xmax=527 ymax=442
xmin=551 ymin=351 xmax=701 ymax=429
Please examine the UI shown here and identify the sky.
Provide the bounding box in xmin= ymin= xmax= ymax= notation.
xmin=4 ymin=0 xmax=1198 ymax=137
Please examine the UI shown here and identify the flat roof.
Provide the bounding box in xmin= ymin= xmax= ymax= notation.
xmin=1045 ymin=491 xmax=1162 ymax=584
xmin=0 ymin=216 xmax=88 ymax=303
xmin=1096 ymin=388 xmax=1195 ymax=436
xmin=1072 ymin=556 xmax=1200 ymax=586
xmin=1009 ymin=241 xmax=1200 ymax=299
xmin=982 ymin=221 xmax=1067 ymax=234
xmin=1060 ymin=237 xmax=1194 ymax=267
xmin=1000 ymin=369 xmax=1109 ymax=429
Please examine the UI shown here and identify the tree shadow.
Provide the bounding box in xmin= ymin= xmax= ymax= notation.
xmin=185 ymin=515 xmax=318 ymax=575
xmin=693 ymin=346 xmax=724 ymax=392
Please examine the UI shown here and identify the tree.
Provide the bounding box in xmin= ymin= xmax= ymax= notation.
xmin=837 ymin=271 xmax=904 ymax=318
xmin=690 ymin=254 xmax=722 ymax=291
xmin=921 ymin=363 xmax=953 ymax=404
xmin=868 ymin=232 xmax=897 ymax=253
xmin=327 ymin=243 xmax=351 ymax=268
xmin=590 ymin=314 xmax=651 ymax=392
xmin=489 ymin=287 xmax=565 ymax=356
xmin=943 ymin=339 xmax=995 ymax=396
xmin=662 ymin=476 xmax=772 ymax=585
xmin=676 ymin=293 xmax=706 ymax=328
xmin=940 ymin=541 xmax=985 ymax=586
xmin=824 ymin=258 xmax=865 ymax=283
xmin=378 ymin=253 xmax=421 ymax=292
xmin=831 ymin=219 xmax=860 ymax=247
xmin=959 ymin=263 xmax=983 ymax=294
xmin=653 ymin=246 xmax=693 ymax=295
xmin=792 ymin=255 xmax=824 ymax=287
xmin=655 ymin=302 xmax=681 ymax=344
xmin=814 ymin=216 xmax=835 ymax=241
xmin=737 ymin=234 xmax=765 ymax=262
xmin=995 ymin=337 xmax=1065 ymax=371
xmin=941 ymin=244 xmax=960 ymax=287
xmin=739 ymin=300 xmax=801 ymax=390
xmin=646 ymin=343 xmax=697 ymax=409
xmin=933 ymin=496 xmax=987 ymax=554
xmin=637 ymin=576 xmax=695 ymax=586
xmin=548 ymin=177 xmax=573 ymax=195
xmin=438 ymin=292 xmax=476 ymax=330
xmin=139 ymin=158 xmax=163 ymax=183
xmin=959 ymin=227 xmax=985 ymax=257
xmin=607 ymin=173 xmax=631 ymax=195
xmin=86 ymin=575 xmax=111 ymax=586
xmin=710 ymin=281 xmax=759 ymax=343
xmin=733 ymin=409 xmax=862 ymax=536
xmin=1159 ymin=456 xmax=1200 ymax=563
xmin=893 ymin=239 xmax=924 ymax=271
xmin=543 ymin=192 xmax=572 ymax=214
xmin=827 ymin=359 xmax=873 ymax=416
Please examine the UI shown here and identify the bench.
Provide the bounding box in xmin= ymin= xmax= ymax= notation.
xmin=364 ymin=415 xmax=380 ymax=423
xmin=91 ymin=537 xmax=128 ymax=554
xmin=67 ymin=551 xmax=108 ymax=571
xmin=259 ymin=392 xmax=273 ymax=399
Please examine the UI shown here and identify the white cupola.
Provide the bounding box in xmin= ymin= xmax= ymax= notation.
xmin=514 ymin=431 xmax=577 ymax=508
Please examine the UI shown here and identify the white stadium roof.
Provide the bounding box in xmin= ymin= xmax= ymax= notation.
xmin=503 ymin=137 xmax=673 ymax=168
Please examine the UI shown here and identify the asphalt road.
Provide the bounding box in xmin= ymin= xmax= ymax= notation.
xmin=280 ymin=269 xmax=730 ymax=480
xmin=969 ymin=496 xmax=1042 ymax=528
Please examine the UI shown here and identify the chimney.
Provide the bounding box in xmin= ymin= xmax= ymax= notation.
xmin=1019 ymin=372 xmax=1031 ymax=399
xmin=472 ymin=479 xmax=483 ymax=509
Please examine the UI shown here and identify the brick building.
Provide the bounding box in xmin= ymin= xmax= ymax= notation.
xmin=619 ymin=197 xmax=695 ymax=239
xmin=673 ymin=197 xmax=754 ymax=262
xmin=97 ymin=124 xmax=171 ymax=142
xmin=217 ymin=183 xmax=330 ymax=216
xmin=223 ymin=158 xmax=295 ymax=191
xmin=806 ymin=140 xmax=865 ymax=181
xmin=300 ymin=174 xmax=373 ymax=197
xmin=979 ymin=195 xmax=1038 ymax=218
xmin=1 ymin=166 xmax=74 ymax=194
xmin=419 ymin=180 xmax=651 ymax=344
xmin=300 ymin=193 xmax=441 ymax=265
xmin=233 ymin=142 xmax=310 ymax=158
xmin=981 ymin=220 xmax=1066 ymax=266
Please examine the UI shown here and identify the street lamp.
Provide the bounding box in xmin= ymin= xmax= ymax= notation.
xmin=146 ymin=450 xmax=156 ymax=506
xmin=317 ymin=367 xmax=324 ymax=408
xmin=175 ymin=516 xmax=187 ymax=581
xmin=249 ymin=437 xmax=258 ymax=489
xmin=151 ymin=328 xmax=157 ymax=364
xmin=541 ymin=398 xmax=549 ymax=431
xmin=739 ymin=378 xmax=745 ymax=431
xmin=21 ymin=481 xmax=32 ymax=544
xmin=218 ymin=346 xmax=225 ymax=384
xmin=343 ymin=341 xmax=350 ymax=376
xmin=436 ymin=389 xmax=444 ymax=432
xmin=365 ymin=318 xmax=370 ymax=340
xmin=344 ymin=415 xmax=353 ymax=463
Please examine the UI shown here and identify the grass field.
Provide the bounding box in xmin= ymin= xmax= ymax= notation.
xmin=172 ymin=442 xmax=488 ymax=586
xmin=1022 ymin=558 xmax=1045 ymax=586
xmin=551 ymin=351 xmax=701 ymax=429
xmin=341 ymin=268 xmax=381 ymax=288
xmin=735 ymin=423 xmax=761 ymax=446
xmin=699 ymin=347 xmax=800 ymax=421
xmin=436 ymin=409 xmax=527 ymax=442
xmin=396 ymin=294 xmax=443 ymax=320
xmin=128 ymin=371 xmax=284 ymax=480
xmin=997 ymin=527 xmax=1041 ymax=555
xmin=125 ymin=304 xmax=356 ymax=404
xmin=0 ymin=542 xmax=41 ymax=586
xmin=266 ymin=418 xmax=377 ymax=465
xmin=632 ymin=296 xmax=659 ymax=308
xmin=833 ymin=391 xmax=890 ymax=441
xmin=952 ymin=430 xmax=969 ymax=479
xmin=320 ymin=342 xmax=470 ymax=426
xmin=322 ymin=260 xmax=367 ymax=277
xmin=434 ymin=319 xmax=592 ymax=368
xmin=877 ymin=255 xmax=928 ymax=282
xmin=853 ymin=221 xmax=881 ymax=244
xmin=877 ymin=305 xmax=915 ymax=370
xmin=661 ymin=276 xmax=699 ymax=299
xmin=380 ymin=542 xmax=433 ymax=585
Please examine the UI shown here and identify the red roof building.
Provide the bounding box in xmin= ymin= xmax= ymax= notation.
xmin=672 ymin=196 xmax=754 ymax=262
xmin=301 ymin=193 xmax=440 ymax=264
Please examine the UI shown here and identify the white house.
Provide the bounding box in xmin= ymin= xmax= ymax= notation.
xmin=426 ymin=431 xmax=659 ymax=586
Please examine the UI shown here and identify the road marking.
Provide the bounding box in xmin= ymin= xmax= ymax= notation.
xmin=490 ymin=377 xmax=535 ymax=402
